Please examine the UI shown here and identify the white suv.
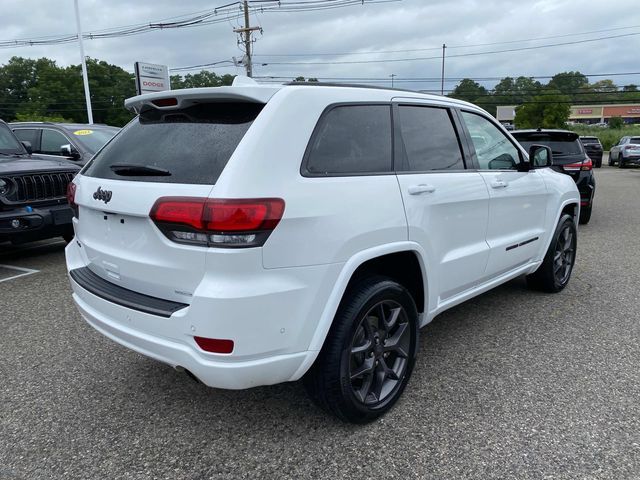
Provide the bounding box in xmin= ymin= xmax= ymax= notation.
xmin=66 ymin=78 xmax=580 ymax=423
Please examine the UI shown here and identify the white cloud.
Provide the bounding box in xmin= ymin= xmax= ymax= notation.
xmin=0 ymin=0 xmax=639 ymax=90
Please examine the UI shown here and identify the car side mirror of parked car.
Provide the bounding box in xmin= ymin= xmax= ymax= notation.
xmin=61 ymin=144 xmax=80 ymax=159
xmin=528 ymin=144 xmax=553 ymax=168
xmin=21 ymin=141 xmax=33 ymax=155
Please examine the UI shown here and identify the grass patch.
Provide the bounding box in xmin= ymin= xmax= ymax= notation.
xmin=567 ymin=125 xmax=640 ymax=150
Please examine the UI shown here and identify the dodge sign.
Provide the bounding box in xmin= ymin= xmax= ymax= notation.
xmin=134 ymin=62 xmax=171 ymax=95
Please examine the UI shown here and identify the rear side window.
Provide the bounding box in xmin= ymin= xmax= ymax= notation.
xmin=84 ymin=102 xmax=263 ymax=184
xmin=398 ymin=105 xmax=464 ymax=171
xmin=305 ymin=105 xmax=392 ymax=175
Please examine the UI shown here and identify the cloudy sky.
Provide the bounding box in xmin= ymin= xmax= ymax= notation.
xmin=1 ymin=0 xmax=639 ymax=92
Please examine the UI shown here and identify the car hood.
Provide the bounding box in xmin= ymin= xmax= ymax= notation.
xmin=0 ymin=154 xmax=80 ymax=173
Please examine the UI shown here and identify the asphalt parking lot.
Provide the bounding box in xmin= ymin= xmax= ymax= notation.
xmin=1 ymin=165 xmax=639 ymax=480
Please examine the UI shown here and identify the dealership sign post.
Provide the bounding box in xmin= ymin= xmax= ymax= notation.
xmin=134 ymin=62 xmax=171 ymax=95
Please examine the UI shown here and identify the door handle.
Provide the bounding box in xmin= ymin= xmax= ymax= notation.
xmin=490 ymin=180 xmax=509 ymax=189
xmin=408 ymin=184 xmax=436 ymax=195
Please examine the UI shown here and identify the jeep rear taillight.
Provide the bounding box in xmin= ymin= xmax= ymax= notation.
xmin=563 ymin=158 xmax=592 ymax=171
xmin=150 ymin=197 xmax=285 ymax=248
xmin=66 ymin=182 xmax=79 ymax=217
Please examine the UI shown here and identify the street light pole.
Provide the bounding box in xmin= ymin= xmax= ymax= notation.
xmin=390 ymin=74 xmax=396 ymax=88
xmin=440 ymin=43 xmax=446 ymax=96
xmin=73 ymin=0 xmax=93 ymax=124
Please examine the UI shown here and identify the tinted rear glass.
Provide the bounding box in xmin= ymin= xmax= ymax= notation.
xmin=630 ymin=137 xmax=640 ymax=144
xmin=83 ymin=102 xmax=263 ymax=184
xmin=305 ymin=105 xmax=392 ymax=175
xmin=513 ymin=133 xmax=583 ymax=159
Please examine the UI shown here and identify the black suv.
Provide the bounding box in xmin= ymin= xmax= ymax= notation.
xmin=579 ymin=136 xmax=603 ymax=168
xmin=10 ymin=122 xmax=119 ymax=165
xmin=513 ymin=129 xmax=596 ymax=224
xmin=0 ymin=120 xmax=79 ymax=244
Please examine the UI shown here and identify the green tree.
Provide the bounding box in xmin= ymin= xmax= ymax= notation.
xmin=623 ymin=84 xmax=638 ymax=92
xmin=608 ymin=116 xmax=624 ymax=129
xmin=493 ymin=76 xmax=542 ymax=104
xmin=514 ymin=89 xmax=571 ymax=129
xmin=449 ymin=78 xmax=487 ymax=102
xmin=548 ymin=71 xmax=589 ymax=103
xmin=171 ymin=71 xmax=234 ymax=89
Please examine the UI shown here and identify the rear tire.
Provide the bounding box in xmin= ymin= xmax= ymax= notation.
xmin=303 ymin=276 xmax=419 ymax=423
xmin=578 ymin=205 xmax=592 ymax=225
xmin=618 ymin=158 xmax=626 ymax=168
xmin=527 ymin=214 xmax=577 ymax=293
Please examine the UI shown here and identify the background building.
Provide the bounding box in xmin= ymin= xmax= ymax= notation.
xmin=496 ymin=104 xmax=640 ymax=126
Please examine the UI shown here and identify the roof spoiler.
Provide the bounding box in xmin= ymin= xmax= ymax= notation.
xmin=124 ymin=77 xmax=279 ymax=114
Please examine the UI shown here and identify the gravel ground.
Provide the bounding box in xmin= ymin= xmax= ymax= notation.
xmin=1 ymin=166 xmax=639 ymax=480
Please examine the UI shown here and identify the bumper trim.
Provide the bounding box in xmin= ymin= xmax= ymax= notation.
xmin=70 ymin=267 xmax=188 ymax=318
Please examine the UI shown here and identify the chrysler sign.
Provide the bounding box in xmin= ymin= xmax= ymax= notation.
xmin=134 ymin=62 xmax=171 ymax=95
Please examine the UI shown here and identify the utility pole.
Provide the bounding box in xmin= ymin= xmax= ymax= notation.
xmin=440 ymin=43 xmax=446 ymax=96
xmin=233 ymin=1 xmax=261 ymax=77
xmin=390 ymin=74 xmax=396 ymax=88
xmin=74 ymin=0 xmax=93 ymax=123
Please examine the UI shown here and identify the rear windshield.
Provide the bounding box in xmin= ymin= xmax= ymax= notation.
xmin=83 ymin=102 xmax=263 ymax=184
xmin=513 ymin=133 xmax=583 ymax=158
xmin=580 ymin=137 xmax=599 ymax=143
xmin=630 ymin=137 xmax=640 ymax=144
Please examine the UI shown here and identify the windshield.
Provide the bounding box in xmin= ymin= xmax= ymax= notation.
xmin=0 ymin=123 xmax=25 ymax=154
xmin=69 ymin=128 xmax=119 ymax=154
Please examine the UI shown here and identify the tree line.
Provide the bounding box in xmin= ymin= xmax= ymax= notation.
xmin=0 ymin=56 xmax=234 ymax=126
xmin=448 ymin=72 xmax=640 ymax=128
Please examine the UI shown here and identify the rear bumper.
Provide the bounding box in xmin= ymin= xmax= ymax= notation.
xmin=66 ymin=240 xmax=342 ymax=389
xmin=0 ymin=204 xmax=73 ymax=242
xmin=621 ymin=155 xmax=640 ymax=165
xmin=72 ymin=284 xmax=312 ymax=389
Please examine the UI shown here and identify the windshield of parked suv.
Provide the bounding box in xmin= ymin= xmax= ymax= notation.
xmin=0 ymin=123 xmax=25 ymax=154
xmin=83 ymin=102 xmax=263 ymax=184
xmin=69 ymin=128 xmax=119 ymax=154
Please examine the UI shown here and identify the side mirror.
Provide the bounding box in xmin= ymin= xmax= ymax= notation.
xmin=21 ymin=141 xmax=33 ymax=155
xmin=528 ymin=144 xmax=553 ymax=168
xmin=61 ymin=144 xmax=80 ymax=159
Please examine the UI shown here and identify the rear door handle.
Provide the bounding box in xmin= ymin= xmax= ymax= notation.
xmin=408 ymin=184 xmax=436 ymax=195
xmin=490 ymin=180 xmax=509 ymax=189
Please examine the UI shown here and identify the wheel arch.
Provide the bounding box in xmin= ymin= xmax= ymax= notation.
xmin=290 ymin=242 xmax=429 ymax=380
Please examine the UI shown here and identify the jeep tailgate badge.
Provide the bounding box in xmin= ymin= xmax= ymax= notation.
xmin=93 ymin=187 xmax=112 ymax=204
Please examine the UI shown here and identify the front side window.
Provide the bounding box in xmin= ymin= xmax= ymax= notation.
xmin=41 ymin=129 xmax=71 ymax=155
xmin=305 ymin=105 xmax=392 ymax=175
xmin=461 ymin=111 xmax=521 ymax=170
xmin=13 ymin=129 xmax=40 ymax=150
xmin=398 ymin=106 xmax=464 ymax=171
xmin=0 ymin=124 xmax=24 ymax=154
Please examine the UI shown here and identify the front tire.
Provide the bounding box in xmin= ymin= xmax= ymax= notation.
xmin=303 ymin=276 xmax=419 ymax=423
xmin=526 ymin=214 xmax=577 ymax=293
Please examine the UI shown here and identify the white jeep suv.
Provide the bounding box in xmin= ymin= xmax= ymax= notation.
xmin=66 ymin=78 xmax=580 ymax=423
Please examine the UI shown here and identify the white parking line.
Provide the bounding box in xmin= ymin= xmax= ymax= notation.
xmin=0 ymin=264 xmax=40 ymax=283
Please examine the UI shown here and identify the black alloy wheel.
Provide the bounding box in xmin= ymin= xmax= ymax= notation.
xmin=526 ymin=213 xmax=577 ymax=293
xmin=349 ymin=300 xmax=411 ymax=406
xmin=553 ymin=224 xmax=576 ymax=285
xmin=304 ymin=276 xmax=419 ymax=423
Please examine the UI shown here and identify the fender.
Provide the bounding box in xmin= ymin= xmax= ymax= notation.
xmin=289 ymin=241 xmax=430 ymax=381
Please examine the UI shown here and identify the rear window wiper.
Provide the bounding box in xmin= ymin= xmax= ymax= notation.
xmin=109 ymin=163 xmax=171 ymax=176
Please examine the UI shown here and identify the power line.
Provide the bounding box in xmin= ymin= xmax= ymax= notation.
xmin=252 ymin=23 xmax=640 ymax=57
xmin=259 ymin=31 xmax=640 ymax=66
